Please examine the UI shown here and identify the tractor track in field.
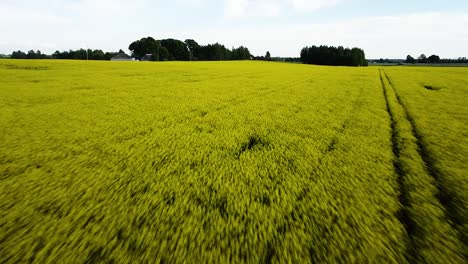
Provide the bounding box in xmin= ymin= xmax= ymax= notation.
xmin=382 ymin=70 xmax=467 ymax=247
xmin=379 ymin=69 xmax=417 ymax=262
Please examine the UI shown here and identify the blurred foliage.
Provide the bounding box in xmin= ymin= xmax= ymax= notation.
xmin=0 ymin=60 xmax=466 ymax=263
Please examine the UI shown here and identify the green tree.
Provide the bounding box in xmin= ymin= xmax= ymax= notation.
xmin=90 ymin=49 xmax=105 ymax=60
xmin=26 ymin=50 xmax=36 ymax=59
xmin=418 ymin=54 xmax=427 ymax=63
xmin=406 ymin=55 xmax=416 ymax=64
xmin=427 ymin=54 xmax=440 ymax=64
xmin=159 ymin=47 xmax=170 ymax=61
xmin=11 ymin=50 xmax=27 ymax=59
xmin=160 ymin=39 xmax=190 ymax=61
xmin=129 ymin=37 xmax=160 ymax=60
xmin=300 ymin=45 xmax=367 ymax=66
xmin=185 ymin=39 xmax=200 ymax=60
xmin=231 ymin=46 xmax=251 ymax=60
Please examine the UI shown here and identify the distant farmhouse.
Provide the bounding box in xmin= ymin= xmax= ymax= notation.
xmin=110 ymin=52 xmax=134 ymax=61
xmin=140 ymin=54 xmax=153 ymax=61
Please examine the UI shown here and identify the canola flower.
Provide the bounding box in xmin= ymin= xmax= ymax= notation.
xmin=0 ymin=60 xmax=466 ymax=263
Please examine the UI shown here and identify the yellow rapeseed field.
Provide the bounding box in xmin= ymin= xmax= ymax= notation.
xmin=0 ymin=60 xmax=466 ymax=263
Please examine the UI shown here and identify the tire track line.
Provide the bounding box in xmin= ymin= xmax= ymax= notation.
xmin=382 ymin=70 xmax=466 ymax=246
xmin=379 ymin=69 xmax=416 ymax=262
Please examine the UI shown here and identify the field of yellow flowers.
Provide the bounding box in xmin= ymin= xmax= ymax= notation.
xmin=0 ymin=60 xmax=466 ymax=263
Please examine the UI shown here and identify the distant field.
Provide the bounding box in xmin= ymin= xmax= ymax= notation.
xmin=0 ymin=60 xmax=466 ymax=263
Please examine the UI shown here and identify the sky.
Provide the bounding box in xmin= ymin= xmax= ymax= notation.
xmin=1 ymin=0 xmax=467 ymax=59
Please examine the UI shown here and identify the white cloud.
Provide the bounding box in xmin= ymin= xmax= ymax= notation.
xmin=176 ymin=12 xmax=468 ymax=58
xmin=225 ymin=0 xmax=344 ymax=18
xmin=290 ymin=0 xmax=344 ymax=12
xmin=244 ymin=0 xmax=282 ymax=17
xmin=0 ymin=40 xmax=58 ymax=52
xmin=226 ymin=0 xmax=250 ymax=17
xmin=0 ymin=1 xmax=466 ymax=59
xmin=0 ymin=5 xmax=66 ymax=24
xmin=63 ymin=0 xmax=145 ymax=17
xmin=175 ymin=0 xmax=208 ymax=6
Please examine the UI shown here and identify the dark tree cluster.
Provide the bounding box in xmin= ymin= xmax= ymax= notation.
xmin=128 ymin=37 xmax=252 ymax=61
xmin=230 ymin=46 xmax=252 ymax=60
xmin=128 ymin=37 xmax=162 ymax=60
xmin=52 ymin=49 xmax=121 ymax=60
xmin=253 ymin=51 xmax=273 ymax=61
xmin=406 ymin=54 xmax=468 ymax=64
xmin=300 ymin=45 xmax=368 ymax=66
xmin=10 ymin=49 xmax=121 ymax=60
xmin=406 ymin=54 xmax=442 ymax=64
xmin=370 ymin=56 xmax=468 ymax=65
xmin=11 ymin=50 xmax=48 ymax=59
xmin=161 ymin=39 xmax=190 ymax=60
xmin=440 ymin=57 xmax=468 ymax=64
xmin=193 ymin=43 xmax=230 ymax=60
xmin=406 ymin=55 xmax=416 ymax=64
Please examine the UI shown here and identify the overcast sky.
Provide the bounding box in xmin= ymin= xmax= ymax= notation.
xmin=1 ymin=0 xmax=467 ymax=58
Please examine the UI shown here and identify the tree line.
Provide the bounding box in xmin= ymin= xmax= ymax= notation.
xmin=10 ymin=49 xmax=122 ymax=60
xmin=128 ymin=37 xmax=251 ymax=61
xmin=406 ymin=54 xmax=468 ymax=64
xmin=8 ymin=37 xmax=253 ymax=61
xmin=5 ymin=47 xmax=302 ymax=64
xmin=4 ymin=42 xmax=467 ymax=66
xmin=300 ymin=45 xmax=368 ymax=66
xmin=11 ymin=50 xmax=49 ymax=59
xmin=252 ymin=52 xmax=301 ymax=63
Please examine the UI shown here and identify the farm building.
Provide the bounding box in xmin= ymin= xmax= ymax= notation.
xmin=140 ymin=54 xmax=153 ymax=61
xmin=110 ymin=53 xmax=134 ymax=61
